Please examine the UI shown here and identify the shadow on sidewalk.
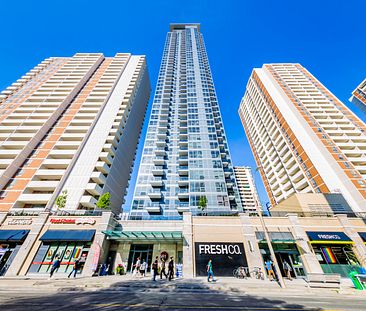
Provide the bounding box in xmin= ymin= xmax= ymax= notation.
xmin=0 ymin=277 xmax=321 ymax=310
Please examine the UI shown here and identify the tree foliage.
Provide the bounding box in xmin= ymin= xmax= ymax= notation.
xmin=55 ymin=190 xmax=67 ymax=210
xmin=96 ymin=192 xmax=111 ymax=210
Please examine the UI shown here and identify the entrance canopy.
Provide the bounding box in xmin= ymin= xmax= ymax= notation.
xmin=256 ymin=231 xmax=295 ymax=243
xmin=0 ymin=230 xmax=29 ymax=242
xmin=358 ymin=232 xmax=366 ymax=243
xmin=40 ymin=230 xmax=95 ymax=242
xmin=103 ymin=230 xmax=183 ymax=242
xmin=307 ymin=231 xmax=353 ymax=244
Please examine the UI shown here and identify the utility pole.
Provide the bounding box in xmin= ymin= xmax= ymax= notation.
xmin=254 ymin=166 xmax=286 ymax=288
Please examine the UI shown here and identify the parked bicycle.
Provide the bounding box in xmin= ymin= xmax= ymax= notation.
xmin=249 ymin=266 xmax=264 ymax=280
xmin=233 ymin=266 xmax=249 ymax=279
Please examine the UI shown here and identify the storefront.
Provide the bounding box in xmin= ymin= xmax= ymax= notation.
xmin=26 ymin=216 xmax=100 ymax=276
xmin=307 ymin=231 xmax=362 ymax=277
xmin=358 ymin=232 xmax=366 ymax=245
xmin=103 ymin=230 xmax=183 ymax=275
xmin=0 ymin=229 xmax=29 ymax=276
xmin=256 ymin=231 xmax=305 ymax=278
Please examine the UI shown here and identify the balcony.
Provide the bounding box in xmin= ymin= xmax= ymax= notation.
xmin=179 ymin=139 xmax=188 ymax=146
xmin=96 ymin=161 xmax=110 ymax=174
xmin=146 ymin=204 xmax=162 ymax=213
xmin=156 ymin=140 xmax=167 ymax=147
xmin=17 ymin=193 xmax=52 ymax=204
xmin=153 ymin=156 xmax=166 ymax=166
xmin=86 ymin=182 xmax=103 ymax=196
xmin=150 ymin=177 xmax=163 ymax=187
xmin=177 ymin=203 xmax=190 ymax=213
xmin=178 ymin=176 xmax=189 ymax=186
xmin=155 ymin=148 xmax=167 ymax=156
xmin=178 ymin=188 xmax=189 ymax=199
xmin=152 ymin=166 xmax=165 ymax=176
xmin=178 ymin=165 xmax=189 ymax=175
xmin=148 ymin=189 xmax=162 ymax=199
xmin=91 ymin=171 xmax=106 ymax=184
xmin=27 ymin=181 xmax=58 ymax=191
xmin=80 ymin=195 xmax=97 ymax=208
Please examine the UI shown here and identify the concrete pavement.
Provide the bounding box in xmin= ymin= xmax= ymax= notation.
xmin=0 ymin=275 xmax=365 ymax=310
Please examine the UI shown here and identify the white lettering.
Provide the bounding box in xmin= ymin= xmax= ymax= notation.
xmin=221 ymin=244 xmax=228 ymax=254
xmin=204 ymin=245 xmax=210 ymax=254
xmin=210 ymin=245 xmax=216 ymax=254
xmin=234 ymin=245 xmax=241 ymax=254
xmin=199 ymin=245 xmax=205 ymax=254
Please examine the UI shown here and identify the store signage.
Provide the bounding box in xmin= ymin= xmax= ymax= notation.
xmin=7 ymin=219 xmax=33 ymax=226
xmin=50 ymin=218 xmax=96 ymax=225
xmin=307 ymin=231 xmax=351 ymax=242
xmin=195 ymin=242 xmax=247 ymax=277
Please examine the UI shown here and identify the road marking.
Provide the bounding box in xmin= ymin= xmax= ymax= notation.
xmin=93 ymin=304 xmax=329 ymax=310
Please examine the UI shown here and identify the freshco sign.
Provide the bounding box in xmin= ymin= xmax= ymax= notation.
xmin=50 ymin=218 xmax=96 ymax=225
xmin=198 ymin=244 xmax=242 ymax=255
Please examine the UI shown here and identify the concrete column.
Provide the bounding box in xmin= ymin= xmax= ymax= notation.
xmin=239 ymin=214 xmax=265 ymax=273
xmin=5 ymin=212 xmax=50 ymax=277
xmin=336 ymin=214 xmax=366 ymax=268
xmin=0 ymin=212 xmax=7 ymax=225
xmin=182 ymin=212 xmax=194 ymax=278
xmin=287 ymin=214 xmax=323 ymax=274
xmin=82 ymin=212 xmax=114 ymax=277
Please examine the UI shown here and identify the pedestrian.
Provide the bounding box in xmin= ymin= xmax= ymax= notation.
xmin=160 ymin=257 xmax=168 ymax=279
xmin=152 ymin=256 xmax=159 ymax=281
xmin=140 ymin=259 xmax=147 ymax=277
xmin=49 ymin=256 xmax=61 ymax=278
xmin=283 ymin=260 xmax=292 ymax=280
xmin=133 ymin=257 xmax=141 ymax=276
xmin=68 ymin=259 xmax=81 ymax=278
xmin=265 ymin=259 xmax=276 ymax=281
xmin=207 ymin=259 xmax=215 ymax=282
xmin=168 ymin=256 xmax=174 ymax=281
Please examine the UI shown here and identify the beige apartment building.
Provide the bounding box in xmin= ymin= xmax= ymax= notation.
xmin=233 ymin=166 xmax=261 ymax=213
xmin=238 ymin=64 xmax=366 ymax=213
xmin=350 ymin=78 xmax=366 ymax=112
xmin=0 ymin=53 xmax=150 ymax=214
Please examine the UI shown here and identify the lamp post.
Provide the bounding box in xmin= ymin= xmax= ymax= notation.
xmin=254 ymin=166 xmax=286 ymax=288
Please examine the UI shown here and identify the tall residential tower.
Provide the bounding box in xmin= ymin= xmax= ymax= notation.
xmin=0 ymin=53 xmax=150 ymax=214
xmin=130 ymin=24 xmax=241 ymax=220
xmin=233 ymin=166 xmax=261 ymax=213
xmin=239 ymin=64 xmax=366 ymax=213
xmin=350 ymin=78 xmax=366 ymax=113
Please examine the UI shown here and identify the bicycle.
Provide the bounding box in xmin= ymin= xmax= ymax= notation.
xmin=249 ymin=266 xmax=264 ymax=280
xmin=232 ymin=266 xmax=248 ymax=279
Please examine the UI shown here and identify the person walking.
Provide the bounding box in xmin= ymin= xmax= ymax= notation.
xmin=133 ymin=257 xmax=141 ymax=277
xmin=265 ymin=259 xmax=276 ymax=281
xmin=68 ymin=259 xmax=81 ymax=278
xmin=140 ymin=259 xmax=147 ymax=277
xmin=207 ymin=259 xmax=215 ymax=282
xmin=152 ymin=256 xmax=158 ymax=281
xmin=283 ymin=260 xmax=292 ymax=280
xmin=168 ymin=256 xmax=174 ymax=281
xmin=49 ymin=256 xmax=61 ymax=278
xmin=160 ymin=257 xmax=168 ymax=279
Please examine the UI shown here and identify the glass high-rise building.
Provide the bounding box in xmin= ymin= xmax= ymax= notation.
xmin=130 ymin=23 xmax=242 ymax=220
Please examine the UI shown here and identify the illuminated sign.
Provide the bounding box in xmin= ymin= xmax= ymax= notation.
xmin=50 ymin=218 xmax=96 ymax=225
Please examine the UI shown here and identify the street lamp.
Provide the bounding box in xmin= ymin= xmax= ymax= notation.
xmin=254 ymin=166 xmax=286 ymax=288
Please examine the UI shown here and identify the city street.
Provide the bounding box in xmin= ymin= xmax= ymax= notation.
xmin=0 ymin=276 xmax=365 ymax=310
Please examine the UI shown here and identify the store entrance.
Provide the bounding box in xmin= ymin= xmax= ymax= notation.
xmin=0 ymin=244 xmax=21 ymax=276
xmin=275 ymin=251 xmax=306 ymax=279
xmin=127 ymin=244 xmax=153 ymax=273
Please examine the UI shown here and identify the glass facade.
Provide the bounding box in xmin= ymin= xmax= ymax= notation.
xmin=130 ymin=24 xmax=242 ymax=220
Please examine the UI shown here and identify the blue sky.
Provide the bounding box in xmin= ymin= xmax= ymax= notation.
xmin=0 ymin=0 xmax=365 ymax=209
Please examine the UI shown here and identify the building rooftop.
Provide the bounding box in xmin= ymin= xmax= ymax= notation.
xmin=170 ymin=23 xmax=200 ymax=32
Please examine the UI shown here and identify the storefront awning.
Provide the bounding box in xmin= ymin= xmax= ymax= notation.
xmin=0 ymin=230 xmax=30 ymax=242
xmin=358 ymin=232 xmax=366 ymax=243
xmin=103 ymin=230 xmax=183 ymax=241
xmin=256 ymin=231 xmax=295 ymax=243
xmin=40 ymin=230 xmax=95 ymax=242
xmin=307 ymin=231 xmax=353 ymax=244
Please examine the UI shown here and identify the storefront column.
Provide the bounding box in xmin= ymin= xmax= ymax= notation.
xmin=287 ymin=214 xmax=323 ymax=274
xmin=336 ymin=214 xmax=366 ymax=268
xmin=82 ymin=212 xmax=114 ymax=277
xmin=182 ymin=212 xmax=194 ymax=278
xmin=0 ymin=212 xmax=7 ymax=226
xmin=239 ymin=214 xmax=265 ymax=273
xmin=5 ymin=212 xmax=49 ymax=277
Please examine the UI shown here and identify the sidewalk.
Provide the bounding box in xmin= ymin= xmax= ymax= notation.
xmin=0 ymin=275 xmax=365 ymax=298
